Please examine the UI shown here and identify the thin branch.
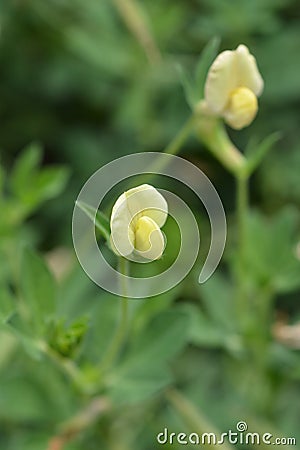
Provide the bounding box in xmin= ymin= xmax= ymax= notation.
xmin=112 ymin=0 xmax=162 ymax=65
xmin=47 ymin=396 xmax=111 ymax=450
xmin=166 ymin=388 xmax=234 ymax=450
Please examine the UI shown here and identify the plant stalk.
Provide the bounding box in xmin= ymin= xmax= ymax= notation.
xmin=166 ymin=389 xmax=234 ymax=450
xmin=100 ymin=257 xmax=129 ymax=372
xmin=130 ymin=114 xmax=195 ymax=188
xmin=236 ymin=172 xmax=249 ymax=325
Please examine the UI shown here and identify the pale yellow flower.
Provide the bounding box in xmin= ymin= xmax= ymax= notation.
xmin=110 ymin=184 xmax=168 ymax=261
xmin=204 ymin=44 xmax=264 ymax=130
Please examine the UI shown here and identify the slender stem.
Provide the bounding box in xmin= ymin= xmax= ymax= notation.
xmin=130 ymin=115 xmax=195 ymax=188
xmin=36 ymin=341 xmax=94 ymax=394
xmin=166 ymin=389 xmax=234 ymax=450
xmin=4 ymin=323 xmax=91 ymax=393
xmin=194 ymin=111 xmax=247 ymax=176
xmin=100 ymin=257 xmax=129 ymax=372
xmin=112 ymin=0 xmax=161 ymax=65
xmin=164 ymin=115 xmax=196 ymax=156
xmin=235 ymin=173 xmax=249 ymax=326
xmin=47 ymin=396 xmax=111 ymax=450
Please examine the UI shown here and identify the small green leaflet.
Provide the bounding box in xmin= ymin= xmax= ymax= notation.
xmin=76 ymin=201 xmax=111 ymax=243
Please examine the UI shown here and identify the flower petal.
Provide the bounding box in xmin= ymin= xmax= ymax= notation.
xmin=235 ymin=45 xmax=264 ymax=97
xmin=223 ymin=87 xmax=258 ymax=130
xmin=135 ymin=216 xmax=165 ymax=260
xmin=125 ymin=184 xmax=168 ymax=227
xmin=110 ymin=192 xmax=135 ymax=256
xmin=205 ymin=49 xmax=237 ymax=113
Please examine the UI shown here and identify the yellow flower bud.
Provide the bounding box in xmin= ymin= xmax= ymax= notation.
xmin=204 ymin=44 xmax=263 ymax=129
xmin=110 ymin=184 xmax=168 ymax=261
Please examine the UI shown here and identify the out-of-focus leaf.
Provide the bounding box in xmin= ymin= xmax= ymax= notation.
xmin=127 ymin=308 xmax=190 ymax=364
xmin=195 ymin=37 xmax=220 ymax=98
xmin=245 ymin=132 xmax=281 ymax=174
xmin=0 ymin=377 xmax=49 ymax=421
xmin=178 ymin=303 xmax=242 ymax=354
xmin=0 ymin=330 xmax=17 ymax=370
xmin=244 ymin=208 xmax=300 ymax=293
xmin=76 ymin=201 xmax=111 ymax=242
xmin=109 ymin=308 xmax=190 ymax=402
xmin=3 ymin=433 xmax=52 ymax=450
xmin=178 ymin=37 xmax=221 ymax=109
xmin=3 ymin=320 xmax=42 ymax=361
xmin=183 ymin=303 xmax=224 ymax=347
xmin=110 ymin=365 xmax=171 ymax=404
xmin=197 ymin=272 xmax=235 ymax=330
xmin=9 ymin=143 xmax=42 ymax=196
xmin=9 ymin=142 xmax=69 ymax=211
xmin=259 ymin=144 xmax=300 ymax=206
xmin=0 ymin=164 xmax=5 ymax=194
xmin=0 ymin=199 xmax=27 ymax=231
xmin=81 ymin=294 xmax=120 ymax=364
xmin=17 ymin=166 xmax=69 ymax=208
xmin=30 ymin=167 xmax=70 ymax=204
xmin=177 ymin=64 xmax=197 ymax=109
xmin=258 ymin=27 xmax=300 ymax=103
xmin=194 ymin=0 xmax=289 ymax=39
xmin=130 ymin=286 xmax=180 ymax=340
xmin=0 ymin=287 xmax=15 ymax=323
xmin=20 ymin=249 xmax=56 ymax=334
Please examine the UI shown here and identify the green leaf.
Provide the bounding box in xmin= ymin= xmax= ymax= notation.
xmin=177 ymin=64 xmax=197 ymax=109
xmin=0 ymin=287 xmax=15 ymax=323
xmin=3 ymin=319 xmax=42 ymax=360
xmin=0 ymin=377 xmax=48 ymax=421
xmin=0 ymin=163 xmax=5 ymax=194
xmin=128 ymin=308 xmax=190 ymax=364
xmin=20 ymin=249 xmax=56 ymax=335
xmin=246 ymin=132 xmax=281 ymax=174
xmin=76 ymin=201 xmax=111 ymax=242
xmin=17 ymin=166 xmax=69 ymax=208
xmin=244 ymin=208 xmax=300 ymax=293
xmin=9 ymin=142 xmax=69 ymax=210
xmin=29 ymin=167 xmax=70 ymax=204
xmin=178 ymin=303 xmax=243 ymax=355
xmin=110 ymin=365 xmax=172 ymax=404
xmin=195 ymin=37 xmax=220 ymax=98
xmin=130 ymin=286 xmax=180 ymax=340
xmin=178 ymin=38 xmax=220 ymax=108
xmin=109 ymin=308 xmax=190 ymax=403
xmin=10 ymin=142 xmax=42 ymax=197
xmin=197 ymin=272 xmax=235 ymax=330
xmin=181 ymin=303 xmax=227 ymax=347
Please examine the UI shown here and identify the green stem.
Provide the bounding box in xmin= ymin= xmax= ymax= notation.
xmin=112 ymin=0 xmax=162 ymax=65
xmin=164 ymin=115 xmax=196 ymax=156
xmin=166 ymin=389 xmax=234 ymax=450
xmin=38 ymin=341 xmax=90 ymax=393
xmin=235 ymin=173 xmax=249 ymax=327
xmin=194 ymin=109 xmax=247 ymax=177
xmin=100 ymin=257 xmax=129 ymax=372
xmin=130 ymin=115 xmax=195 ymax=188
xmin=47 ymin=396 xmax=111 ymax=450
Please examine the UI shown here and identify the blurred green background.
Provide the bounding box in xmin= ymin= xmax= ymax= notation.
xmin=0 ymin=0 xmax=300 ymax=449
